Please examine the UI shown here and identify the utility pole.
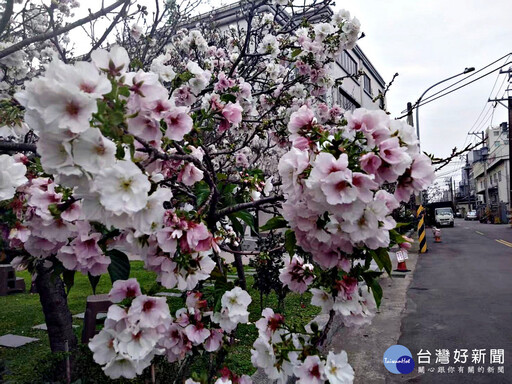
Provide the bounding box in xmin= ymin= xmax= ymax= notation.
xmin=406 ymin=102 xmax=423 ymax=207
xmin=483 ymin=143 xmax=490 ymax=208
xmin=449 ymin=177 xmax=454 ymax=202
xmin=470 ymin=131 xmax=489 ymax=207
xmin=509 ymin=94 xmax=512 ymax=208
xmin=489 ymin=67 xmax=512 ymax=211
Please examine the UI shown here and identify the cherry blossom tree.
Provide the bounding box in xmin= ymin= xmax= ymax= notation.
xmin=0 ymin=0 xmax=434 ymax=382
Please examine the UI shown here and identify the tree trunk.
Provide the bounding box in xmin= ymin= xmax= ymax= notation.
xmin=233 ymin=252 xmax=247 ymax=290
xmin=35 ymin=264 xmax=77 ymax=372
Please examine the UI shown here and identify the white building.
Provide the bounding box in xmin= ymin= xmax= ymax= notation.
xmin=330 ymin=46 xmax=386 ymax=111
xmin=471 ymin=123 xmax=509 ymax=209
xmin=185 ymin=2 xmax=386 ymax=111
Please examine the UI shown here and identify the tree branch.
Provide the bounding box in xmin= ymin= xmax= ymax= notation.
xmin=215 ymin=195 xmax=284 ymax=219
xmin=0 ymin=141 xmax=37 ymax=153
xmin=0 ymin=0 xmax=130 ymax=61
xmin=85 ymin=0 xmax=131 ymax=59
xmin=0 ymin=0 xmax=14 ymax=37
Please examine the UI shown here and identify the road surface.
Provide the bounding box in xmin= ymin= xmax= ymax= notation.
xmin=395 ymin=218 xmax=512 ymax=383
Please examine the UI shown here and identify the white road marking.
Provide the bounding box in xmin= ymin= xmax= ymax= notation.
xmin=476 ymin=231 xmax=485 ymax=235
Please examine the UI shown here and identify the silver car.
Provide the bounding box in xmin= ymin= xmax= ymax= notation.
xmin=465 ymin=211 xmax=477 ymax=221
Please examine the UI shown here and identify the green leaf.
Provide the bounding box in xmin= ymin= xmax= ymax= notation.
xmin=213 ymin=278 xmax=233 ymax=312
xmin=284 ymin=230 xmax=296 ymax=256
xmin=194 ymin=181 xmax=210 ymax=206
xmin=291 ymin=48 xmax=302 ymax=58
xmin=115 ymin=142 xmax=125 ymax=159
xmin=107 ymin=249 xmax=130 ymax=283
xmin=62 ymin=270 xmax=75 ymax=295
xmin=260 ymin=215 xmax=288 ymax=232
xmin=228 ymin=215 xmax=245 ymax=236
xmin=389 ymin=229 xmax=407 ymax=245
xmin=367 ymin=278 xmax=383 ymax=308
xmin=220 ymin=94 xmax=237 ymax=103
xmin=118 ymin=86 xmax=131 ymax=98
xmin=122 ymin=134 xmax=134 ymax=145
xmin=371 ymin=248 xmax=392 ymax=275
xmin=88 ymin=273 xmax=101 ymax=295
xmin=233 ymin=210 xmax=257 ymax=234
xmin=179 ymin=71 xmax=194 ymax=82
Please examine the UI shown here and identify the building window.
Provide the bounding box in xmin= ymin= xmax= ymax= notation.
xmin=363 ymin=74 xmax=371 ymax=95
xmin=339 ymin=50 xmax=357 ymax=76
xmin=499 ymin=171 xmax=502 ymax=182
xmin=339 ymin=92 xmax=358 ymax=111
xmin=494 ymin=174 xmax=498 ymax=183
xmin=494 ymin=130 xmax=500 ymax=136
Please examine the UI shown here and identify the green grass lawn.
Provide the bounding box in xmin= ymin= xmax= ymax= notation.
xmin=0 ymin=262 xmax=319 ymax=383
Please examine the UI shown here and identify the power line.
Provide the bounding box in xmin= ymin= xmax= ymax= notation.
xmin=421 ymin=53 xmax=511 ymax=106
xmin=416 ymin=61 xmax=512 ymax=110
xmin=395 ymin=54 xmax=512 ymax=120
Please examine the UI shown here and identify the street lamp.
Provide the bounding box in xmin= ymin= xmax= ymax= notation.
xmin=415 ymin=67 xmax=475 ymax=142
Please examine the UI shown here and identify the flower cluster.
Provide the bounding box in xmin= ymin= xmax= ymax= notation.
xmin=89 ymin=280 xmax=171 ymax=379
xmin=279 ymin=107 xmax=434 ymax=270
xmin=251 ymin=308 xmax=355 ymax=384
xmin=0 ymin=154 xmax=27 ymax=201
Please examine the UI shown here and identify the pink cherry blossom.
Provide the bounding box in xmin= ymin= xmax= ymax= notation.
xmin=222 ymin=102 xmax=243 ymax=127
xmin=91 ymin=45 xmax=130 ymax=76
xmin=378 ymin=138 xmax=411 ymax=166
xmin=279 ymin=255 xmax=314 ymax=294
xmin=109 ymin=278 xmax=142 ymax=303
xmin=178 ymin=163 xmax=204 ymax=186
xmin=359 ymin=152 xmax=382 ymax=175
xmin=293 ymin=355 xmax=325 ymax=384
xmin=184 ymin=322 xmax=210 ymax=345
xmin=128 ymin=295 xmax=171 ymax=328
xmin=288 ymin=105 xmax=315 ymax=139
xmin=164 ymin=106 xmax=193 ymax=141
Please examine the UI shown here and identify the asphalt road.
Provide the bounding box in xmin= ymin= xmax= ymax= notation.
xmin=395 ymin=218 xmax=512 ymax=384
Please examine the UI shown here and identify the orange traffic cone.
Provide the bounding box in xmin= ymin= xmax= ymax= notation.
xmin=394 ymin=249 xmax=410 ymax=272
xmin=433 ymin=227 xmax=441 ymax=243
xmin=394 ymin=261 xmax=410 ymax=272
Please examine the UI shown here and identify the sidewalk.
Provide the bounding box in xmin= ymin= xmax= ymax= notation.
xmin=324 ymin=249 xmax=419 ymax=384
xmin=251 ymin=245 xmax=419 ymax=383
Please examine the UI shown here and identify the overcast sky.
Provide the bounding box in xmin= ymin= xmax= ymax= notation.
xmin=333 ymin=0 xmax=512 ymax=185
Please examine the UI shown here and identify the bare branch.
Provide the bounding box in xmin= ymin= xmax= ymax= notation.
xmin=0 ymin=141 xmax=37 ymax=153
xmin=215 ymin=195 xmax=284 ymax=219
xmin=0 ymin=0 xmax=14 ymax=37
xmin=0 ymin=0 xmax=130 ymax=61
xmin=85 ymin=0 xmax=131 ymax=59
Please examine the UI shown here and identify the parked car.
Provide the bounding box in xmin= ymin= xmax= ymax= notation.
xmin=435 ymin=207 xmax=454 ymax=227
xmin=465 ymin=211 xmax=478 ymax=221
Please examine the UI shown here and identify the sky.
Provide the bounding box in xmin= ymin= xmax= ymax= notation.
xmin=331 ymin=0 xmax=512 ymax=185
xmin=76 ymin=0 xmax=512 ymax=186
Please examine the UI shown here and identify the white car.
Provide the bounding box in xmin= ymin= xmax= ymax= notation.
xmin=465 ymin=211 xmax=478 ymax=221
xmin=435 ymin=207 xmax=454 ymax=227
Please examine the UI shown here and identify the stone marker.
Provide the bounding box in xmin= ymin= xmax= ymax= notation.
xmin=155 ymin=292 xmax=182 ymax=297
xmin=32 ymin=323 xmax=78 ymax=331
xmin=0 ymin=334 xmax=39 ymax=348
xmin=73 ymin=312 xmax=107 ymax=320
